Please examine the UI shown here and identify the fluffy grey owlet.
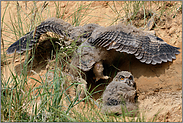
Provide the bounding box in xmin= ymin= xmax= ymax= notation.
xmin=101 ymin=71 xmax=138 ymax=116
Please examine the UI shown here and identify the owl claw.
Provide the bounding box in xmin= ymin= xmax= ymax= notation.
xmin=94 ymin=75 xmax=110 ymax=82
xmin=102 ymin=76 xmax=110 ymax=80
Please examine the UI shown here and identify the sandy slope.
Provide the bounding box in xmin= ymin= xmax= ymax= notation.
xmin=1 ymin=1 xmax=182 ymax=122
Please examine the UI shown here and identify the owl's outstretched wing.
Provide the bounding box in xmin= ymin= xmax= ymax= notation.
xmin=88 ymin=23 xmax=180 ymax=65
xmin=6 ymin=17 xmax=72 ymax=54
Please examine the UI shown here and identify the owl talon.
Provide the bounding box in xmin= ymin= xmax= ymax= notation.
xmin=94 ymin=76 xmax=110 ymax=82
xmin=102 ymin=76 xmax=110 ymax=80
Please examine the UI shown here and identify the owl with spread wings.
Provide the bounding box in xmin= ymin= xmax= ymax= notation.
xmin=6 ymin=17 xmax=180 ymax=81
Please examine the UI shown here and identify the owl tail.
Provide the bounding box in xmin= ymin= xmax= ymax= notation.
xmin=6 ymin=17 xmax=72 ymax=54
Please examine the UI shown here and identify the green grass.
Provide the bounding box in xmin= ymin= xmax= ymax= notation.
xmin=1 ymin=1 xmax=181 ymax=122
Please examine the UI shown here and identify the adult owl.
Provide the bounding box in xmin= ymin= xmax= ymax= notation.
xmin=6 ymin=17 xmax=180 ymax=81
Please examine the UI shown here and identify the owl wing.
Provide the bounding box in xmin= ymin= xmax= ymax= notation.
xmin=88 ymin=24 xmax=180 ymax=65
xmin=6 ymin=17 xmax=72 ymax=54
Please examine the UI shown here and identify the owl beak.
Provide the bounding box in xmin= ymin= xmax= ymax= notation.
xmin=125 ymin=79 xmax=135 ymax=87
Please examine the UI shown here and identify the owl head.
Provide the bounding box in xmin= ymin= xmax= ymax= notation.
xmin=113 ymin=71 xmax=135 ymax=87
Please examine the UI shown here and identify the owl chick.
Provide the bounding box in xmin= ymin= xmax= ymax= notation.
xmin=101 ymin=71 xmax=138 ymax=116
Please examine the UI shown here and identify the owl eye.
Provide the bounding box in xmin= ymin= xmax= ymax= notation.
xmin=119 ymin=75 xmax=125 ymax=80
xmin=129 ymin=75 xmax=133 ymax=80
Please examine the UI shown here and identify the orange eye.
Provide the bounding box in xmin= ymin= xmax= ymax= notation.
xmin=129 ymin=76 xmax=133 ymax=80
xmin=119 ymin=75 xmax=124 ymax=80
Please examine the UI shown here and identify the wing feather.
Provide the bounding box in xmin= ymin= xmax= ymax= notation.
xmin=151 ymin=60 xmax=157 ymax=65
xmin=115 ymin=45 xmax=124 ymax=52
xmin=101 ymin=39 xmax=111 ymax=47
xmin=145 ymin=54 xmax=152 ymax=64
xmin=127 ymin=46 xmax=138 ymax=54
xmin=136 ymin=51 xmax=144 ymax=60
xmin=166 ymin=54 xmax=173 ymax=61
xmin=152 ymin=55 xmax=162 ymax=64
xmin=6 ymin=17 xmax=72 ymax=54
xmin=98 ymin=39 xmax=108 ymax=46
xmin=95 ymin=32 xmax=111 ymax=46
xmin=89 ymin=24 xmax=180 ymax=65
xmin=120 ymin=45 xmax=130 ymax=53
xmin=106 ymin=32 xmax=119 ymax=50
xmin=110 ymin=32 xmax=125 ymax=49
xmin=134 ymin=48 xmax=142 ymax=57
xmin=140 ymin=55 xmax=147 ymax=63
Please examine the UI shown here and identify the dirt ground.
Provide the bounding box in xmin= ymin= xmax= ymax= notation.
xmin=1 ymin=1 xmax=182 ymax=122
